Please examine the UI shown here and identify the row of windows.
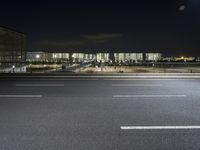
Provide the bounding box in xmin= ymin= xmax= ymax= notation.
xmin=27 ymin=52 xmax=162 ymax=62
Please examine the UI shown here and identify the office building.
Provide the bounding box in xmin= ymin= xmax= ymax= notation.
xmin=0 ymin=26 xmax=26 ymax=68
xmin=114 ymin=53 xmax=143 ymax=62
xmin=27 ymin=51 xmax=162 ymax=63
xmin=145 ymin=53 xmax=162 ymax=61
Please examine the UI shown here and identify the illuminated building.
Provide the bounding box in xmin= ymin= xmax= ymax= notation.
xmin=114 ymin=53 xmax=143 ymax=62
xmin=96 ymin=53 xmax=109 ymax=62
xmin=27 ymin=52 xmax=163 ymax=63
xmin=175 ymin=56 xmax=195 ymax=61
xmin=145 ymin=53 xmax=162 ymax=61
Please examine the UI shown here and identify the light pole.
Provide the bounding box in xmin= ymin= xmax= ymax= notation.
xmin=12 ymin=65 xmax=15 ymax=73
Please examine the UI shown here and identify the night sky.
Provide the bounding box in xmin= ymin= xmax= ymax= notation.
xmin=1 ymin=0 xmax=200 ymax=56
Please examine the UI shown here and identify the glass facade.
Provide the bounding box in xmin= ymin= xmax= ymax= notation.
xmin=0 ymin=26 xmax=26 ymax=68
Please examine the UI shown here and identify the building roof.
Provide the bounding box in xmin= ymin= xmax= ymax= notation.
xmin=0 ymin=25 xmax=26 ymax=35
xmin=29 ymin=49 xmax=162 ymax=54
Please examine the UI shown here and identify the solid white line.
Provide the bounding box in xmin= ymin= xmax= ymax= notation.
xmin=0 ymin=95 xmax=42 ymax=98
xmin=106 ymin=79 xmax=197 ymax=81
xmin=1 ymin=78 xmax=198 ymax=81
xmin=2 ymin=75 xmax=200 ymax=79
xmin=113 ymin=95 xmax=187 ymax=98
xmin=120 ymin=126 xmax=200 ymax=130
xmin=112 ymin=84 xmax=162 ymax=87
xmin=16 ymin=84 xmax=64 ymax=87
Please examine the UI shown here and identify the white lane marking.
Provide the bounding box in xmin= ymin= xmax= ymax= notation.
xmin=0 ymin=95 xmax=42 ymax=98
xmin=113 ymin=95 xmax=187 ymax=98
xmin=120 ymin=126 xmax=200 ymax=130
xmin=106 ymin=79 xmax=197 ymax=81
xmin=16 ymin=84 xmax=64 ymax=87
xmin=112 ymin=84 xmax=162 ymax=87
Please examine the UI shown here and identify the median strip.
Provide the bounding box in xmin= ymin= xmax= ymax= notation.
xmin=120 ymin=126 xmax=200 ymax=130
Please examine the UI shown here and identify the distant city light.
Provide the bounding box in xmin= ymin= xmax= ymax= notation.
xmin=36 ymin=54 xmax=40 ymax=59
xmin=179 ymin=5 xmax=186 ymax=11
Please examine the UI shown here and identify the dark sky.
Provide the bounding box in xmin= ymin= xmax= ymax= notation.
xmin=1 ymin=0 xmax=200 ymax=56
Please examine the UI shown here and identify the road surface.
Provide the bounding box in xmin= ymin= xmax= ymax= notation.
xmin=0 ymin=78 xmax=200 ymax=150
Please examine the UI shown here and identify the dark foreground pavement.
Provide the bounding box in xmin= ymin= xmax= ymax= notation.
xmin=0 ymin=77 xmax=200 ymax=150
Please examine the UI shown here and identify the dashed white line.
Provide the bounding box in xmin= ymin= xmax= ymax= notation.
xmin=0 ymin=95 xmax=42 ymax=98
xmin=113 ymin=95 xmax=187 ymax=98
xmin=16 ymin=84 xmax=64 ymax=87
xmin=120 ymin=126 xmax=200 ymax=130
xmin=112 ymin=84 xmax=162 ymax=87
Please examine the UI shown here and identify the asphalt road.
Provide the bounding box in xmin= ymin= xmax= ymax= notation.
xmin=0 ymin=78 xmax=200 ymax=150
